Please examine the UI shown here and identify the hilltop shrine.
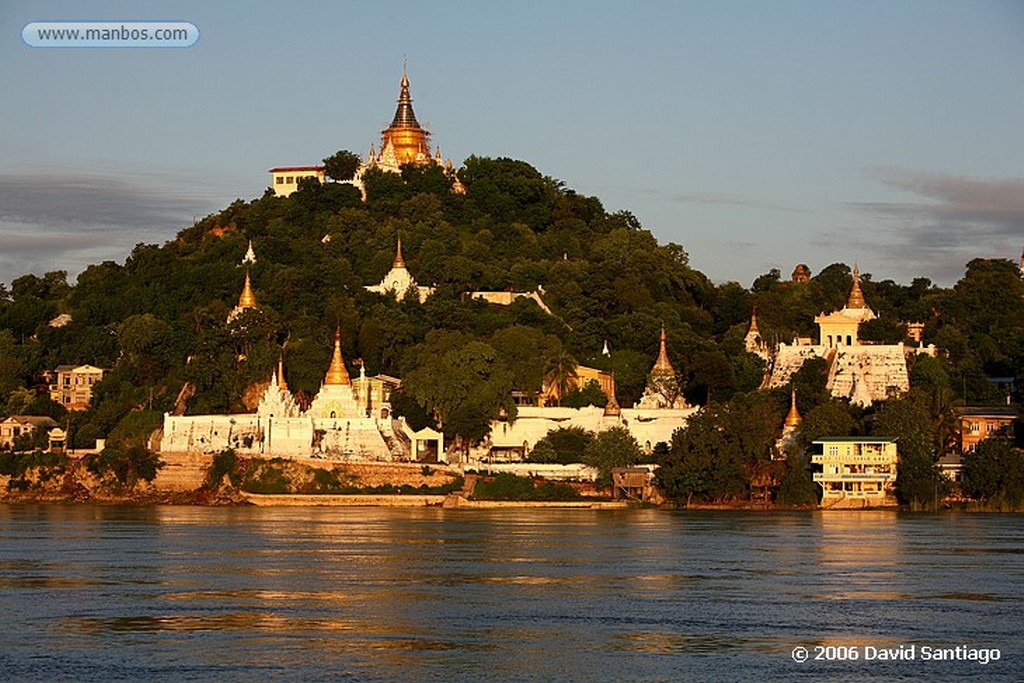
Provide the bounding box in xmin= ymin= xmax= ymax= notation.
xmin=269 ymin=67 xmax=455 ymax=197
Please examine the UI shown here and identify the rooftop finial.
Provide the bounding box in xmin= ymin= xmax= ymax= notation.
xmin=393 ymin=235 xmax=406 ymax=269
xmin=784 ymin=388 xmax=802 ymax=428
xmin=847 ymin=261 xmax=867 ymax=309
xmin=324 ymin=325 xmax=351 ymax=386
xmin=238 ymin=268 xmax=257 ymax=309
xmin=277 ymin=351 xmax=288 ymax=391
xmin=652 ymin=323 xmax=675 ymax=375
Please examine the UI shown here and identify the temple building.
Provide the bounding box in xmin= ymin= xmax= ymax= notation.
xmin=365 ymin=238 xmax=435 ymax=303
xmin=241 ymin=240 xmax=257 ymax=265
xmin=791 ymin=264 xmax=811 ymax=283
xmin=744 ymin=308 xmax=770 ymax=361
xmin=814 ymin=264 xmax=875 ymax=348
xmin=764 ymin=264 xmax=922 ymax=407
xmin=478 ymin=329 xmax=698 ymax=463
xmin=269 ymin=67 xmax=456 ymax=198
xmin=635 ymin=326 xmax=690 ymax=410
xmin=160 ymin=331 xmax=413 ymax=461
xmin=363 ymin=67 xmax=449 ymax=173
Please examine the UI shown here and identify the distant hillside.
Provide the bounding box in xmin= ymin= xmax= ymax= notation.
xmin=0 ymin=155 xmax=1021 ymax=451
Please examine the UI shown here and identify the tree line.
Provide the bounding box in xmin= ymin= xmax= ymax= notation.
xmin=0 ymin=153 xmax=1021 ymax=507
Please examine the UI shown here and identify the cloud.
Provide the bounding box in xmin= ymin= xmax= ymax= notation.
xmin=0 ymin=173 xmax=213 ymax=230
xmin=0 ymin=173 xmax=220 ymax=285
xmin=850 ymin=169 xmax=1024 ymax=284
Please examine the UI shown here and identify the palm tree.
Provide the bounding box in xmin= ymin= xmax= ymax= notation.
xmin=543 ymin=350 xmax=578 ymax=406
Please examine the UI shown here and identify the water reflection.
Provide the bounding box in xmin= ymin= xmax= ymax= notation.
xmin=0 ymin=504 xmax=1021 ymax=682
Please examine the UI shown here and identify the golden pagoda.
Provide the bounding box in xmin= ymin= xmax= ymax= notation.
xmin=634 ymin=325 xmax=689 ymax=410
xmin=846 ymin=263 xmax=867 ymax=310
xmin=237 ymin=268 xmax=257 ymax=309
xmin=651 ymin=324 xmax=675 ymax=377
xmin=227 ymin=267 xmax=258 ymax=323
xmin=324 ymin=326 xmax=351 ymax=386
xmin=393 ymin=235 xmax=406 ymax=269
xmin=784 ymin=389 xmax=802 ymax=429
xmin=379 ymin=67 xmax=432 ymax=167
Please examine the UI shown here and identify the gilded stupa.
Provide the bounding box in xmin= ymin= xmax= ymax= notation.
xmin=308 ymin=326 xmax=362 ymax=419
xmin=634 ymin=325 xmax=690 ymax=410
xmin=227 ymin=267 xmax=258 ymax=323
xmin=366 ymin=66 xmax=452 ymax=174
xmin=324 ymin=326 xmax=352 ymax=386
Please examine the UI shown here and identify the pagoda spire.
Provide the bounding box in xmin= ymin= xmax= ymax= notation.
xmin=393 ymin=236 xmax=406 ymax=269
xmin=846 ymin=262 xmax=867 ymax=309
xmin=238 ymin=268 xmax=257 ymax=309
xmin=784 ymin=388 xmax=802 ymax=429
xmin=324 ymin=326 xmax=351 ymax=386
xmin=652 ymin=324 xmax=675 ymax=376
xmin=277 ymin=351 xmax=288 ymax=391
xmin=390 ymin=65 xmax=421 ymax=129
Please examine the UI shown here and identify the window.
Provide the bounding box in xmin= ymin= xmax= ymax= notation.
xmin=286 ymin=176 xmax=294 ymax=183
xmin=275 ymin=176 xmax=284 ymax=184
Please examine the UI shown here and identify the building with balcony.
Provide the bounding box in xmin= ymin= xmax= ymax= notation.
xmin=49 ymin=364 xmax=107 ymax=410
xmin=956 ymin=406 xmax=1019 ymax=453
xmin=811 ymin=436 xmax=898 ymax=508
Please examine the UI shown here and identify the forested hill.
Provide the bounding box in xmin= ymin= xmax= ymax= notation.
xmin=0 ymin=155 xmax=1021 ymax=450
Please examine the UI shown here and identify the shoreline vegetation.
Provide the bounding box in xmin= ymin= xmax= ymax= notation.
xmin=1 ymin=449 xmax=1021 ymax=512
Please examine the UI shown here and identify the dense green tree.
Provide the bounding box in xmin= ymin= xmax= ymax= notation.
xmin=322 ymin=149 xmax=361 ymax=181
xmin=873 ymin=390 xmax=949 ymax=509
xmin=490 ymin=325 xmax=560 ymax=396
xmin=0 ymin=330 xmax=26 ymax=403
xmin=528 ymin=426 xmax=594 ymax=465
xmin=402 ymin=332 xmax=516 ymax=455
xmin=961 ymin=440 xmax=1024 ymax=507
xmin=659 ymin=393 xmax=778 ymax=505
xmin=776 ymin=453 xmax=819 ymax=506
xmin=562 ymin=379 xmax=608 ymax=409
xmin=583 ymin=426 xmax=642 ymax=486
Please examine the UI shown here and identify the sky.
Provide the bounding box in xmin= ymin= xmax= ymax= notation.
xmin=1 ymin=0 xmax=1022 ymax=290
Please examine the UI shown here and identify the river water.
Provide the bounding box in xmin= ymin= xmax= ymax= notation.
xmin=0 ymin=505 xmax=1020 ymax=682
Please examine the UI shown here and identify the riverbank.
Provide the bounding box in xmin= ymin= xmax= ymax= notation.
xmin=241 ymin=493 xmax=630 ymax=509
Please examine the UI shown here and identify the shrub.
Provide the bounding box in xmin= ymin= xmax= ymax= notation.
xmin=472 ymin=473 xmax=580 ymax=501
xmin=207 ymin=449 xmax=241 ymax=489
xmin=85 ymin=446 xmax=162 ymax=487
xmin=242 ymin=463 xmax=291 ymax=494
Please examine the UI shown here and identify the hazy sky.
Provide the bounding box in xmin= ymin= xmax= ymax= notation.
xmin=2 ymin=0 xmax=1022 ymax=289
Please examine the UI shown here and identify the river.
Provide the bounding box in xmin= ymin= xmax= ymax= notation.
xmin=0 ymin=505 xmax=1020 ymax=682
